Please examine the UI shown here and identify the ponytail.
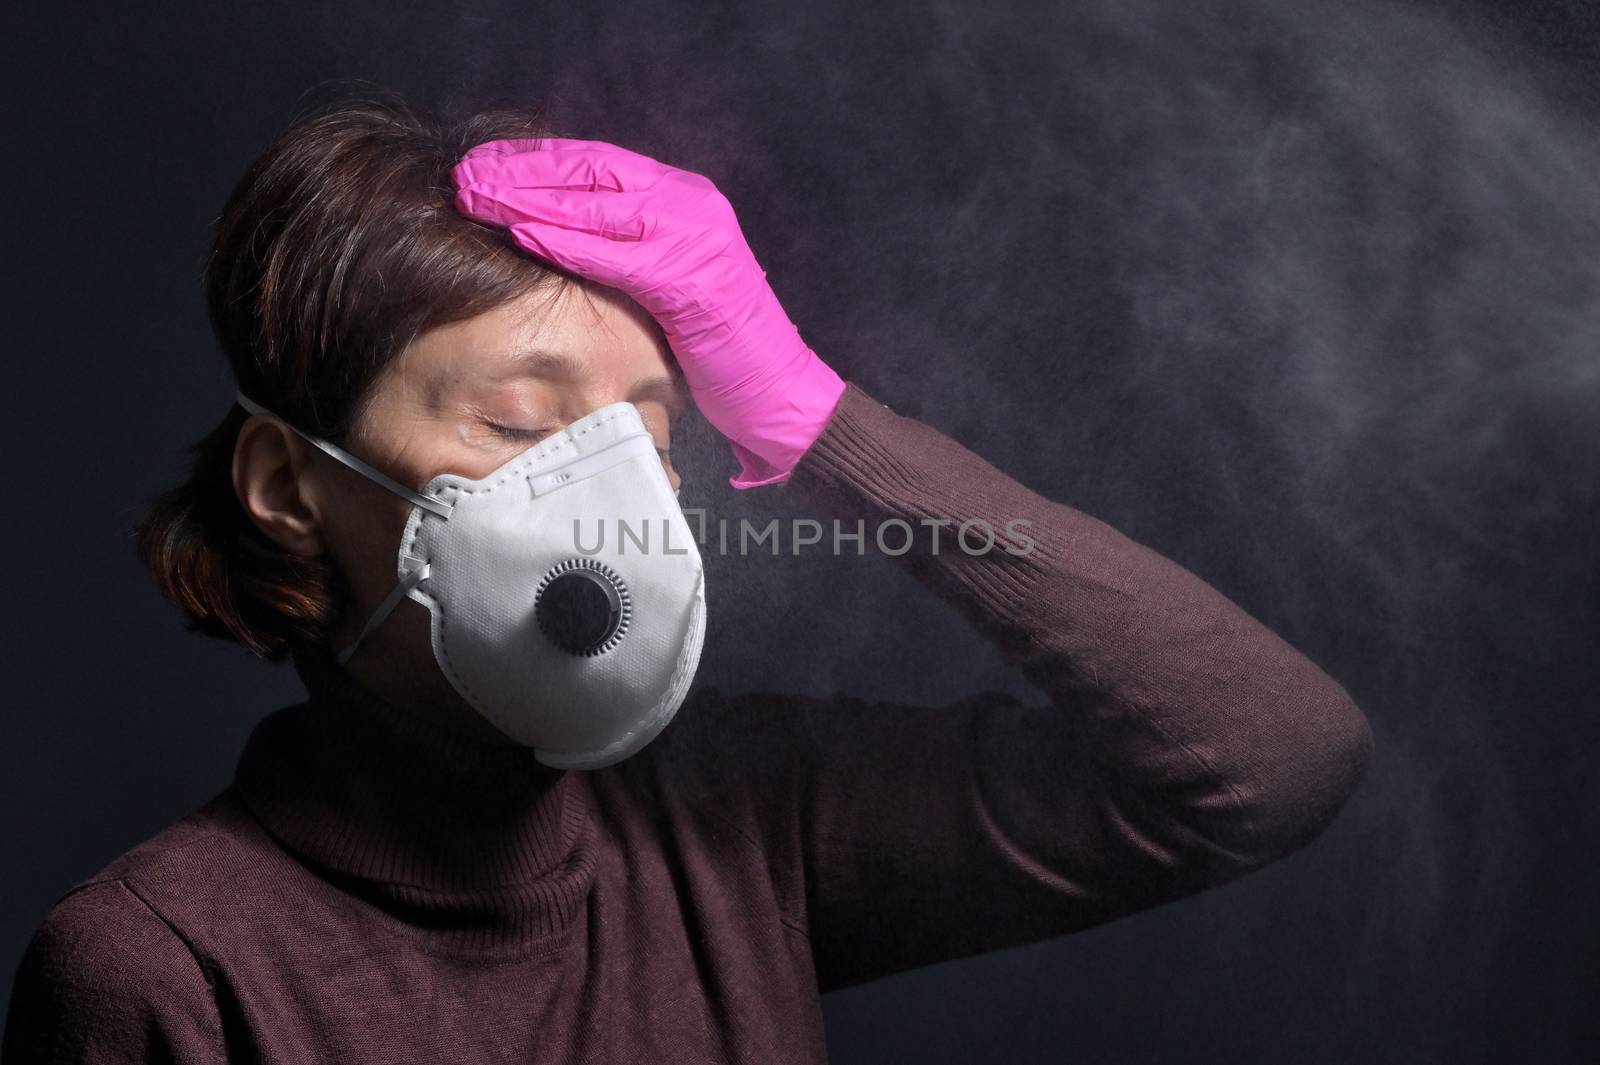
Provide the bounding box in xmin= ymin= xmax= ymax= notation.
xmin=133 ymin=405 xmax=346 ymax=661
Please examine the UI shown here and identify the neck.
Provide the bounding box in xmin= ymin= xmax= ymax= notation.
xmin=236 ymin=646 xmax=577 ymax=891
xmin=337 ymin=603 xmax=514 ymax=747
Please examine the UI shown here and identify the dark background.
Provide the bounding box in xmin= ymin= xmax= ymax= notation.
xmin=3 ymin=0 xmax=1596 ymax=1061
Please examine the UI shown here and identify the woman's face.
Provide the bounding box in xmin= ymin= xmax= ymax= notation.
xmin=240 ymin=280 xmax=688 ymax=735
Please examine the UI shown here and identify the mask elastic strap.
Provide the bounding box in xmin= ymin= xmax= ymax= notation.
xmin=337 ymin=559 xmax=432 ymax=666
xmin=236 ymin=390 xmax=454 ymax=520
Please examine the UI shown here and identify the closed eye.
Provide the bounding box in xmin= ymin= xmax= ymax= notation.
xmin=486 ymin=421 xmax=558 ymax=442
xmin=488 ymin=420 xmax=672 ymax=460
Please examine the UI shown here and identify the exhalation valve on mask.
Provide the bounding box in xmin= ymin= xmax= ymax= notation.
xmin=235 ymin=390 xmax=708 ymax=771
xmin=534 ymin=557 xmax=632 ymax=656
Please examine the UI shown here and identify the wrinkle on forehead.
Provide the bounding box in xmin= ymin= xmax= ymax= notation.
xmin=371 ymin=277 xmax=672 ymax=436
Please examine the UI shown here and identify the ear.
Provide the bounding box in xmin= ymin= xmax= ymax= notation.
xmin=232 ymin=415 xmax=328 ymax=557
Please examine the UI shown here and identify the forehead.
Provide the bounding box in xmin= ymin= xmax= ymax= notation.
xmin=405 ymin=281 xmax=672 ymax=391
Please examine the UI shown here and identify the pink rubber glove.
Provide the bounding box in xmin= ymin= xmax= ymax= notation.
xmin=450 ymin=137 xmax=846 ymax=489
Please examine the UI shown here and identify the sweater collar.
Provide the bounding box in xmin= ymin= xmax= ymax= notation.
xmin=233 ymin=648 xmax=593 ymax=949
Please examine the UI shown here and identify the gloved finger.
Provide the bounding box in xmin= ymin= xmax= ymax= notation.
xmin=467 ymin=187 xmax=658 ymax=241
xmin=534 ymin=138 xmax=676 ymax=171
xmin=454 ymin=136 xmax=541 ymax=165
xmin=524 ymin=139 xmax=691 ymax=193
xmin=520 ymin=145 xmax=719 ymax=200
xmin=458 ymin=135 xmax=660 ymax=170
xmin=504 ymin=220 xmax=638 ymax=289
xmin=454 ymin=183 xmax=535 ymax=230
xmin=454 ymin=143 xmax=670 ymax=195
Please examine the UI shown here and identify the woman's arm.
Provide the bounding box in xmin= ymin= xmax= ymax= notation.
xmin=3 ymin=880 xmax=225 ymax=1063
xmin=444 ymin=140 xmax=1372 ymax=990
xmin=680 ymin=380 xmax=1374 ymax=992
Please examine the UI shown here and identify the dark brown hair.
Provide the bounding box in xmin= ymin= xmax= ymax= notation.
xmin=136 ymin=86 xmax=570 ymax=661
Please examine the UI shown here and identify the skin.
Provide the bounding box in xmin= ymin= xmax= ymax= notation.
xmin=232 ymin=279 xmax=688 ymax=744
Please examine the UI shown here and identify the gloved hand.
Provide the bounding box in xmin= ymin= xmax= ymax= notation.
xmin=451 ymin=137 xmax=846 ymax=489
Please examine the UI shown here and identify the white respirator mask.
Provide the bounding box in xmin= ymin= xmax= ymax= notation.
xmin=237 ymin=391 xmax=707 ymax=770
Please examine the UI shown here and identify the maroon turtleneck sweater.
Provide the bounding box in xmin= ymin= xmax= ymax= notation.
xmin=3 ymin=382 xmax=1373 ymax=1063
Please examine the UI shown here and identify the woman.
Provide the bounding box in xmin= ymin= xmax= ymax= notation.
xmin=2 ymin=94 xmax=1373 ymax=1063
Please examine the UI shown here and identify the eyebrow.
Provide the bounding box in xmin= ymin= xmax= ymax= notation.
xmin=496 ymin=345 xmax=687 ymax=421
xmin=498 ymin=345 xmax=587 ymax=380
xmin=630 ymin=374 xmax=688 ymax=422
